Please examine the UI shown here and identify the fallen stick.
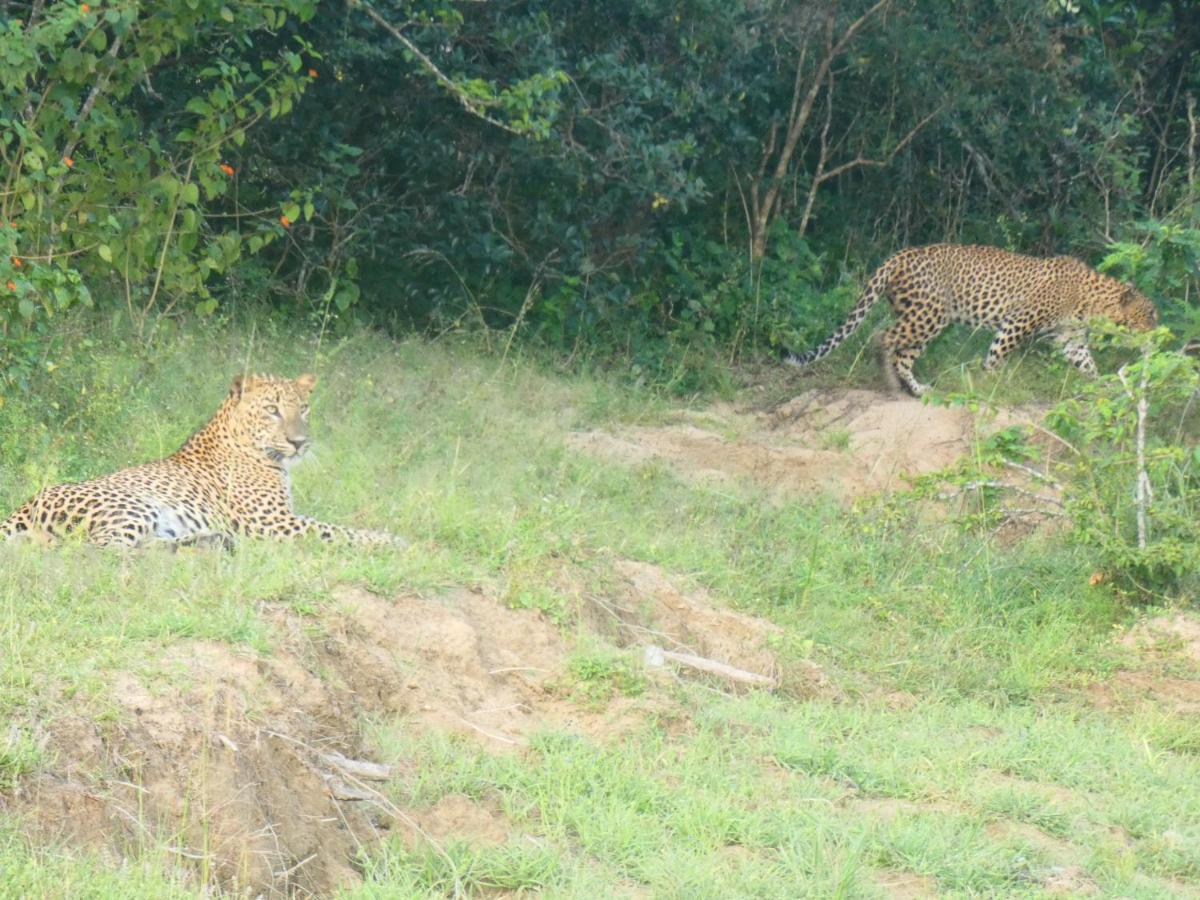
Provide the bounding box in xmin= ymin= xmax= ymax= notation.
xmin=325 ymin=775 xmax=377 ymax=802
xmin=318 ymin=750 xmax=393 ymax=782
xmin=644 ymin=644 xmax=775 ymax=688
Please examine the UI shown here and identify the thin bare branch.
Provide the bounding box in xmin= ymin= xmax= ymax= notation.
xmin=749 ymin=0 xmax=894 ymax=258
xmin=350 ymin=0 xmax=523 ymax=136
xmin=644 ymin=645 xmax=776 ymax=688
xmin=796 ymin=69 xmax=836 ymax=239
xmin=1001 ymin=458 xmax=1063 ymax=488
xmin=1117 ymin=350 xmax=1153 ymax=550
xmin=813 ymin=104 xmax=943 ymax=187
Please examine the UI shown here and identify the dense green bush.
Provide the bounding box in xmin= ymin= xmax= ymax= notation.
xmin=1 ymin=0 xmax=1196 ymax=384
xmin=1048 ymin=327 xmax=1200 ymax=595
xmin=936 ymin=321 xmax=1200 ymax=597
xmin=225 ymin=0 xmax=1198 ymax=368
xmin=0 ymin=0 xmax=317 ymax=393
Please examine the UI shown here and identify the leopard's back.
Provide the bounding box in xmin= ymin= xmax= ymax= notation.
xmin=783 ymin=243 xmax=1157 ymax=396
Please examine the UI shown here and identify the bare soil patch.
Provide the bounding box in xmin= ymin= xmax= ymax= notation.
xmin=1119 ymin=614 xmax=1200 ymax=666
xmin=984 ymin=820 xmax=1097 ymax=896
xmin=414 ymin=792 xmax=511 ymax=847
xmin=1089 ymin=613 xmax=1200 ymax=713
xmin=842 ymin=795 xmax=959 ymax=824
xmin=8 ymin=561 xmax=803 ymax=897
xmin=1089 ymin=671 xmax=1200 ymax=714
xmin=573 ymin=556 xmax=830 ymax=697
xmin=568 ymin=387 xmax=1040 ymax=499
xmin=870 ymin=868 xmax=939 ymax=899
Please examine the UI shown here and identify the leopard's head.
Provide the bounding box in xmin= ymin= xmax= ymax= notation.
xmin=226 ymin=373 xmax=316 ymax=465
xmin=1116 ymin=286 xmax=1159 ymax=332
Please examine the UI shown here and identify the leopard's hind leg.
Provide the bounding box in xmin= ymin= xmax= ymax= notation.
xmin=881 ymin=308 xmax=948 ymax=397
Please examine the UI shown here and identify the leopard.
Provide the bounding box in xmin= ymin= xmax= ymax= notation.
xmin=0 ymin=373 xmax=407 ymax=549
xmin=782 ymin=243 xmax=1159 ymax=396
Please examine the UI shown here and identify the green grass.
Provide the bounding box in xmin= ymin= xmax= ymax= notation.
xmin=1 ymin=312 xmax=1197 ymax=897
xmin=352 ymin=696 xmax=1200 ymax=897
xmin=0 ymin=825 xmax=199 ymax=899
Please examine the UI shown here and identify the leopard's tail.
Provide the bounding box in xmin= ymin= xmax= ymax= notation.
xmin=1 ymin=501 xmax=34 ymax=542
xmin=780 ymin=254 xmax=898 ymax=368
xmin=0 ymin=513 xmax=21 ymax=542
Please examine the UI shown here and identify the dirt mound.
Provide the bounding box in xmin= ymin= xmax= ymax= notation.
xmin=872 ymin=869 xmax=938 ymax=898
xmin=12 ymin=588 xmax=570 ymax=896
xmin=1119 ymin=613 xmax=1200 ymax=665
xmin=313 ymin=585 xmax=568 ymax=747
xmin=1088 ymin=613 xmax=1200 ymax=713
xmin=568 ymin=388 xmax=1035 ymax=499
xmin=11 ymin=564 xmax=798 ymax=897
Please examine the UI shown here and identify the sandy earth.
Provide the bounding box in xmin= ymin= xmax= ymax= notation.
xmin=9 ymin=565 xmax=789 ymax=897
xmin=568 ymin=387 xmax=1043 ymax=500
xmin=1088 ymin=614 xmax=1200 ymax=714
xmin=5 ymin=387 xmax=1198 ymax=898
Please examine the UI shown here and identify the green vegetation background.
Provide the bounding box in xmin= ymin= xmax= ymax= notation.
xmin=2 ymin=0 xmax=1197 ymax=390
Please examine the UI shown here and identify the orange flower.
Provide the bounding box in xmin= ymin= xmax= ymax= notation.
xmin=7 ymin=222 xmax=16 ymax=229
xmin=5 ymin=281 xmax=14 ymax=292
xmin=63 ymin=155 xmax=74 ymax=167
xmin=81 ymin=3 xmax=89 ymax=10
xmin=308 ymin=68 xmax=318 ymax=78
xmin=219 ymin=163 xmax=235 ymax=176
xmin=1089 ymin=571 xmax=1105 ymax=586
xmin=11 ymin=257 xmax=20 ymax=268
xmin=279 ymin=215 xmax=291 ymax=228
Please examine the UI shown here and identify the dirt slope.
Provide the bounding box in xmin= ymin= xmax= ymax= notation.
xmin=569 ymin=387 xmax=1040 ymax=498
xmin=10 ymin=567 xmax=790 ymax=897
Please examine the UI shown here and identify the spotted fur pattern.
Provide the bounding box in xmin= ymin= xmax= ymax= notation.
xmin=782 ymin=243 xmax=1159 ymax=396
xmin=0 ymin=373 xmax=406 ymax=548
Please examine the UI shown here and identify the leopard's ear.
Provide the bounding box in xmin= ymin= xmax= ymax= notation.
xmin=295 ymin=373 xmax=317 ymax=396
xmin=230 ymin=373 xmax=247 ymax=399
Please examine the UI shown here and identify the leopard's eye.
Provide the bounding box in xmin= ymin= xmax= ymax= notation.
xmin=265 ymin=404 xmax=280 ymax=417
xmin=300 ymin=404 xmax=310 ymax=418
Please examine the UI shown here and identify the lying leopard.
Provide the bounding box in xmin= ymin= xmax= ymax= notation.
xmin=0 ymin=373 xmax=406 ymax=548
xmin=782 ymin=243 xmax=1158 ymax=396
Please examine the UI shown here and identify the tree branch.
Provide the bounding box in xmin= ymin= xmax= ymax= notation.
xmin=750 ymin=0 xmax=893 ymax=258
xmin=795 ymin=69 xmax=836 ymax=238
xmin=59 ymin=33 xmax=125 ymax=169
xmin=350 ymin=0 xmax=523 ymax=137
xmin=813 ymin=103 xmax=942 ymax=185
